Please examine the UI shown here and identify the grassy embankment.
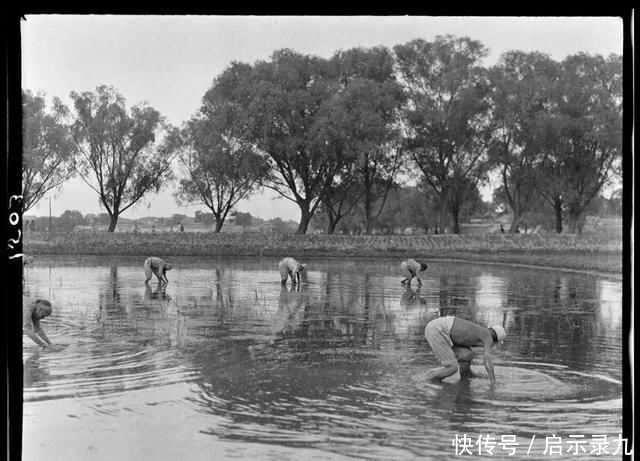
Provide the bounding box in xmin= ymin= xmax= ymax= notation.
xmin=24 ymin=231 xmax=623 ymax=275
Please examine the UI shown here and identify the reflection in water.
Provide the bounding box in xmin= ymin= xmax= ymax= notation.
xmin=598 ymin=279 xmax=623 ymax=329
xmin=397 ymin=287 xmax=434 ymax=338
xmin=22 ymin=256 xmax=624 ymax=461
xmin=23 ymin=351 xmax=51 ymax=388
xmin=474 ymin=274 xmax=507 ymax=327
xmin=272 ymin=285 xmax=307 ymax=344
xmin=98 ymin=264 xmax=124 ymax=315
xmin=145 ymin=282 xmax=172 ymax=302
xmin=437 ymin=273 xmax=474 ymax=316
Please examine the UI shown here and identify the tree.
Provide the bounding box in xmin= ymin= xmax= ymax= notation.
xmin=375 ymin=186 xmax=431 ymax=234
xmin=70 ymin=85 xmax=178 ymax=232
xmin=268 ymin=217 xmax=297 ymax=234
xmin=535 ymin=115 xmax=567 ymax=233
xmin=233 ymin=211 xmax=252 ymax=228
xmin=553 ymin=53 xmax=622 ymax=233
xmin=458 ymin=184 xmax=490 ymax=223
xmin=535 ymin=53 xmax=622 ymax=234
xmin=194 ymin=210 xmax=216 ymax=226
xmin=394 ymin=36 xmax=492 ymax=234
xmin=94 ymin=213 xmax=111 ymax=226
xmin=310 ymin=90 xmax=362 ymax=234
xmin=599 ymin=188 xmax=622 ymax=216
xmin=58 ymin=210 xmax=85 ymax=232
xmin=22 ymin=90 xmax=77 ymax=212
xmin=487 ymin=51 xmax=560 ymax=233
xmin=174 ymin=112 xmax=269 ymax=233
xmin=169 ymin=214 xmax=187 ymax=226
xmin=204 ymin=50 xmax=340 ymax=234
xmin=319 ymin=47 xmax=406 ymax=234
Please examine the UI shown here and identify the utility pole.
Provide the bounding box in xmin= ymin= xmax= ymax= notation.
xmin=49 ymin=196 xmax=52 ymax=234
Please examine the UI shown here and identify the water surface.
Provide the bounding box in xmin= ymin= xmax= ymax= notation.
xmin=22 ymin=256 xmax=624 ymax=460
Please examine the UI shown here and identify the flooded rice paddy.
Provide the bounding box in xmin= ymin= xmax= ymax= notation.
xmin=22 ymin=255 xmax=625 ymax=460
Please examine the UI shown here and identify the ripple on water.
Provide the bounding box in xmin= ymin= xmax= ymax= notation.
xmin=23 ymin=344 xmax=198 ymax=402
xmin=22 ymin=257 xmax=624 ymax=461
xmin=412 ymin=363 xmax=623 ymax=404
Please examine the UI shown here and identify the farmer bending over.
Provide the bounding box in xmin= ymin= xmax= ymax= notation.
xmin=424 ymin=314 xmax=505 ymax=385
xmin=144 ymin=256 xmax=173 ymax=285
xmin=400 ymin=258 xmax=428 ymax=286
xmin=23 ymin=298 xmax=57 ymax=349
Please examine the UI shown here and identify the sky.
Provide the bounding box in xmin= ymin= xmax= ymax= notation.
xmin=21 ymin=15 xmax=624 ymax=221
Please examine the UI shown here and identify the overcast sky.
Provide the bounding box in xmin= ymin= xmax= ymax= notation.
xmin=21 ymin=15 xmax=624 ymax=221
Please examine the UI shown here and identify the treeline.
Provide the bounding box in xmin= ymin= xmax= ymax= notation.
xmin=24 ymin=185 xmax=622 ymax=236
xmin=22 ymin=35 xmax=622 ymax=234
xmin=23 ymin=210 xmax=302 ymax=234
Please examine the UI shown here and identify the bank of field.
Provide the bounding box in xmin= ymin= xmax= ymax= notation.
xmin=24 ymin=231 xmax=623 ymax=275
